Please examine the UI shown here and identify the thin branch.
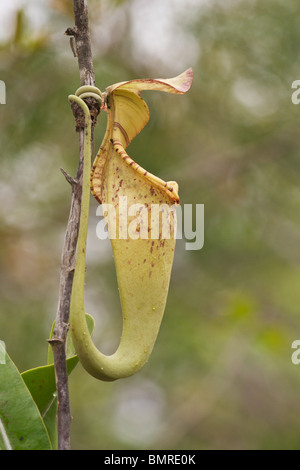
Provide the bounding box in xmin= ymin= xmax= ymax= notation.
xmin=60 ymin=167 xmax=77 ymax=186
xmin=65 ymin=0 xmax=95 ymax=87
xmin=49 ymin=0 xmax=99 ymax=451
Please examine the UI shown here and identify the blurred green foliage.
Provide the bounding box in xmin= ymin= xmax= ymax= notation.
xmin=1 ymin=0 xmax=300 ymax=450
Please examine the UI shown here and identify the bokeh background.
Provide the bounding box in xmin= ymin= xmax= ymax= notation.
xmin=1 ymin=0 xmax=300 ymax=450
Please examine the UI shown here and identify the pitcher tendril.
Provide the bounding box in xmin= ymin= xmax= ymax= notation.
xmin=69 ymin=69 xmax=193 ymax=382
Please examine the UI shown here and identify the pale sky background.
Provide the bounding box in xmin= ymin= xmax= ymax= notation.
xmin=0 ymin=0 xmax=207 ymax=70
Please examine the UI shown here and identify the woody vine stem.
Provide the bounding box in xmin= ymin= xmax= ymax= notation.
xmin=48 ymin=0 xmax=99 ymax=450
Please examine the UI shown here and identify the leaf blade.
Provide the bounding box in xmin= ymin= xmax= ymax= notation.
xmin=0 ymin=343 xmax=51 ymax=450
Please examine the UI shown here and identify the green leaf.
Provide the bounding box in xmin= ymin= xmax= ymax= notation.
xmin=0 ymin=342 xmax=51 ymax=450
xmin=21 ymin=313 xmax=95 ymax=449
xmin=21 ymin=356 xmax=79 ymax=416
xmin=21 ymin=357 xmax=77 ymax=450
xmin=42 ymin=398 xmax=57 ymax=449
